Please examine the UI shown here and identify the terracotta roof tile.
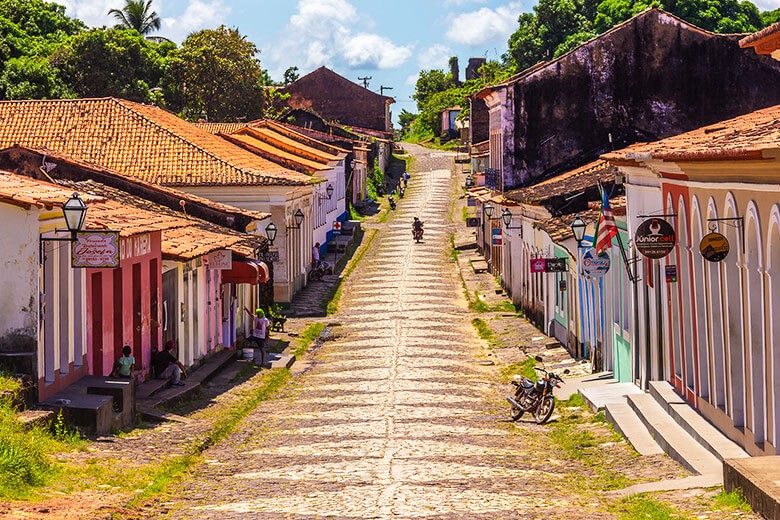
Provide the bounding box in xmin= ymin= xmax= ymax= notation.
xmin=0 ymin=98 xmax=311 ymax=188
xmin=505 ymin=160 xmax=617 ymax=206
xmin=0 ymin=170 xmax=105 ymax=209
xmin=602 ymin=104 xmax=780 ymax=163
xmin=224 ymin=131 xmax=330 ymax=174
xmin=3 ymin=145 xmax=270 ymax=221
xmin=739 ymin=22 xmax=780 ymax=50
xmin=537 ymin=197 xmax=626 ymax=242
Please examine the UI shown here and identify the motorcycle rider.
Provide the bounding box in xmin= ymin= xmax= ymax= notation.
xmin=412 ymin=217 xmax=424 ymax=239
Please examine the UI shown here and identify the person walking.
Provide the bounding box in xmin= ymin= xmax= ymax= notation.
xmin=244 ymin=307 xmax=271 ymax=368
xmin=312 ymin=242 xmax=321 ymax=269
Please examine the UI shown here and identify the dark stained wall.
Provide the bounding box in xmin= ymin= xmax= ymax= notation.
xmin=511 ymin=9 xmax=780 ymax=188
xmin=282 ymin=67 xmax=393 ymax=132
xmin=470 ymin=96 xmax=490 ymax=145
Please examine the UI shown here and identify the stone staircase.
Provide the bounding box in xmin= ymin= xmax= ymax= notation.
xmin=580 ymin=379 xmax=749 ymax=494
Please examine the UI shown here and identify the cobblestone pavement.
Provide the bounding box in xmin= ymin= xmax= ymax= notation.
xmin=153 ymin=147 xmax=648 ymax=519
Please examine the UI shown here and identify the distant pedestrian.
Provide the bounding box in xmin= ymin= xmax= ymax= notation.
xmin=111 ymin=345 xmax=135 ymax=378
xmin=244 ymin=307 xmax=270 ymax=368
xmin=312 ymin=242 xmax=321 ymax=269
xmin=154 ymin=340 xmax=186 ymax=386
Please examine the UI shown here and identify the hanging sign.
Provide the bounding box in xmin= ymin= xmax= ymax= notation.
xmin=332 ymin=221 xmax=342 ymax=235
xmin=700 ymin=232 xmax=729 ymax=262
xmin=492 ymin=227 xmax=502 ymax=246
xmin=530 ymin=258 xmax=546 ymax=273
xmin=545 ymin=258 xmax=568 ymax=272
xmin=466 ymin=217 xmax=480 ymax=227
xmin=581 ymin=248 xmax=611 ymax=278
xmin=71 ymin=231 xmax=120 ymax=268
xmin=559 ymin=279 xmax=567 ymax=291
xmin=665 ymin=265 xmax=678 ymax=283
xmin=635 ymin=218 xmax=676 ymax=259
xmin=206 ymin=249 xmax=232 ymax=269
xmin=467 ymin=197 xmax=477 ymax=207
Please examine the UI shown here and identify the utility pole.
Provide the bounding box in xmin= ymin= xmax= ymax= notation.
xmin=358 ymin=76 xmax=372 ymax=89
xmin=380 ymin=85 xmax=394 ymax=96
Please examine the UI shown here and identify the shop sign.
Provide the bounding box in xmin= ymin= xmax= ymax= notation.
xmin=72 ymin=231 xmax=120 ymax=268
xmin=206 ymin=249 xmax=232 ymax=269
xmin=258 ymin=249 xmax=279 ymax=263
xmin=581 ymin=248 xmax=610 ymax=278
xmin=635 ymin=218 xmax=676 ymax=259
xmin=530 ymin=258 xmax=546 ymax=273
xmin=332 ymin=221 xmax=342 ymax=235
xmin=559 ymin=279 xmax=567 ymax=291
xmin=466 ymin=217 xmax=480 ymax=227
xmin=545 ymin=258 xmax=568 ymax=272
xmin=467 ymin=197 xmax=477 ymax=207
xmin=492 ymin=227 xmax=502 ymax=246
xmin=700 ymin=232 xmax=729 ymax=262
xmin=665 ymin=265 xmax=678 ymax=283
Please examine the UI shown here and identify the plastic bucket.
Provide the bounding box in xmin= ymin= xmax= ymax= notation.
xmin=242 ymin=348 xmax=254 ymax=360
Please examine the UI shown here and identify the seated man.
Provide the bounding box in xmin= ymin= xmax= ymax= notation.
xmin=154 ymin=340 xmax=186 ymax=386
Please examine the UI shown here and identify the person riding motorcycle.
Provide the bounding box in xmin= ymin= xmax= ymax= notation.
xmin=412 ymin=217 xmax=423 ymax=232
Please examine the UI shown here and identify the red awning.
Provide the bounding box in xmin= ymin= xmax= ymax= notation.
xmin=257 ymin=262 xmax=269 ymax=283
xmin=221 ymin=259 xmax=261 ymax=285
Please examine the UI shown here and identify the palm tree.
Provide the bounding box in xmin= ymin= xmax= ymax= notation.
xmin=108 ymin=0 xmax=161 ymax=35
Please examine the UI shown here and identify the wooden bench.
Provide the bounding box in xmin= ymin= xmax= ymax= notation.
xmin=470 ymin=260 xmax=489 ymax=273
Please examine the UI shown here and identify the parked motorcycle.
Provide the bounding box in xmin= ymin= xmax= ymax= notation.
xmin=389 ymin=196 xmax=396 ymax=210
xmin=506 ymin=355 xmax=569 ymax=424
xmin=399 ymin=186 xmax=405 ymax=198
xmin=308 ymin=261 xmax=332 ymax=282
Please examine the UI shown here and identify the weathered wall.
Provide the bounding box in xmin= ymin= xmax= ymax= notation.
xmin=283 ymin=67 xmax=391 ymax=132
xmin=0 ymin=204 xmax=39 ymax=352
xmin=470 ymin=97 xmax=490 ymax=145
xmin=511 ymin=9 xmax=780 ymax=188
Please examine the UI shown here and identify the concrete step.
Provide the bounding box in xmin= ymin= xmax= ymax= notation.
xmin=578 ymin=380 xmax=644 ymax=413
xmin=628 ymin=392 xmax=722 ymax=477
xmin=648 ymin=381 xmax=749 ymax=463
xmin=604 ymin=402 xmax=664 ymax=456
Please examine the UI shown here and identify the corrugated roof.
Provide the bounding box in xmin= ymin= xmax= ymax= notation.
xmin=0 ymin=98 xmax=311 ymax=187
xmin=602 ymin=104 xmax=780 ymax=163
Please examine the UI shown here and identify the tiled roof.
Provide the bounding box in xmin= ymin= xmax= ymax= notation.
xmin=505 ymin=161 xmax=617 ymax=205
xmin=196 ymin=122 xmax=253 ymax=134
xmin=602 ymin=104 xmax=780 ymax=163
xmin=739 ymin=22 xmax=780 ymax=51
xmin=537 ymin=197 xmax=627 ymax=243
xmin=59 ymin=179 xmax=265 ymax=259
xmin=224 ymin=132 xmax=329 ymax=174
xmin=0 ymin=170 xmax=104 ymax=209
xmin=0 ymin=98 xmax=311 ymax=187
xmin=2 ymin=145 xmax=269 ymax=221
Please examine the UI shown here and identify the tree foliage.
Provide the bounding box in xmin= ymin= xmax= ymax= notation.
xmin=413 ymin=69 xmax=452 ymax=110
xmin=108 ymin=0 xmax=161 ymax=35
xmin=163 ymin=26 xmax=264 ymax=122
xmin=51 ymin=28 xmax=165 ymax=101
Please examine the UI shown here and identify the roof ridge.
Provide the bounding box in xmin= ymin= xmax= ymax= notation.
xmin=113 ymin=99 xmax=281 ymax=185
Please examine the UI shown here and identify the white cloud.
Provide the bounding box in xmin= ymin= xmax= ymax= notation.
xmin=444 ymin=0 xmax=488 ymax=6
xmin=752 ymin=0 xmax=780 ymax=9
xmin=59 ymin=0 xmax=227 ymax=42
xmin=405 ymin=73 xmax=419 ymax=86
xmin=417 ymin=43 xmax=453 ymax=70
xmin=266 ymin=0 xmax=413 ymax=77
xmin=161 ymin=0 xmax=230 ymax=42
xmin=446 ymin=3 xmax=524 ymax=47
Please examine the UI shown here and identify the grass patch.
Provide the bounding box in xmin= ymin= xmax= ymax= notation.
xmin=712 ymin=488 xmax=752 ymax=512
xmin=0 ymin=400 xmax=83 ymax=499
xmin=461 ymin=205 xmax=470 ymax=222
xmin=560 ymin=392 xmax=586 ymax=409
xmin=327 ymin=228 xmax=377 ymax=315
xmin=292 ymin=323 xmax=326 ymax=358
xmin=610 ymin=495 xmax=690 ymax=519
xmin=499 ymin=357 xmax=537 ymax=382
xmin=467 ymin=291 xmax=518 ymax=313
xmin=448 ymin=234 xmax=459 ymax=262
xmin=0 ymin=372 xmax=23 ymax=393
xmin=471 ymin=317 xmax=495 ymax=345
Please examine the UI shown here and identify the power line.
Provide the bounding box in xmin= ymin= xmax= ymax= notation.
xmin=358 ymin=76 xmax=372 ymax=88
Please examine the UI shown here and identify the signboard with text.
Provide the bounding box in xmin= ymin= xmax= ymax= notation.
xmin=666 ymin=265 xmax=678 ymax=283
xmin=206 ymin=249 xmax=232 ymax=270
xmin=581 ymin=248 xmax=610 ymax=278
xmin=545 ymin=258 xmax=567 ymax=272
xmin=530 ymin=258 xmax=546 ymax=273
xmin=72 ymin=231 xmax=120 ymax=268
xmin=492 ymin=227 xmax=502 ymax=246
xmin=700 ymin=232 xmax=729 ymax=262
xmin=332 ymin=221 xmax=342 ymax=235
xmin=635 ymin=218 xmax=676 ymax=259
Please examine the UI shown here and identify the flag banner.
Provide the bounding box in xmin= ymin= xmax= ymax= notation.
xmin=595 ymin=184 xmax=618 ymax=254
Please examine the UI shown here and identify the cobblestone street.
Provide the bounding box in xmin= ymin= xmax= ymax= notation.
xmin=154 ymin=147 xmax=689 ymax=519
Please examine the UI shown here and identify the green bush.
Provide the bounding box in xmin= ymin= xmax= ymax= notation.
xmin=0 ymin=400 xmax=52 ymax=495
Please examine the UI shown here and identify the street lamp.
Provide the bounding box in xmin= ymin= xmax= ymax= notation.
xmin=570 ymin=214 xmax=587 ymax=246
xmin=501 ymin=208 xmax=523 ymax=229
xmin=62 ymin=192 xmax=88 ymax=239
xmin=289 ymin=208 xmax=304 ymax=229
xmin=483 ymin=202 xmax=494 ymax=219
xmin=264 ymin=222 xmax=278 ymax=246
xmin=319 ymin=183 xmax=334 ymax=200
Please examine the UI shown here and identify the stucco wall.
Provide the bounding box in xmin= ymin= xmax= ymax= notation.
xmin=0 ymin=204 xmax=39 ymax=351
xmin=510 ymin=9 xmax=780 ymax=188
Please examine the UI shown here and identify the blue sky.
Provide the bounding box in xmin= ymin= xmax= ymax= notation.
xmin=57 ymin=0 xmax=537 ymax=123
xmin=57 ymin=0 xmax=780 ymax=125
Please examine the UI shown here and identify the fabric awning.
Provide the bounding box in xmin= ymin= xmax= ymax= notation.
xmin=221 ymin=259 xmax=261 ymax=285
xmin=257 ymin=262 xmax=269 ymax=283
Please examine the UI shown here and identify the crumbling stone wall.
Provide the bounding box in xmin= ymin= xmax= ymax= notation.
xmin=510 ymin=9 xmax=780 ymax=188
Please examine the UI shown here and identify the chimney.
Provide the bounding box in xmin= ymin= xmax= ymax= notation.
xmin=449 ymin=57 xmax=461 ymax=86
xmin=466 ymin=58 xmax=487 ymax=81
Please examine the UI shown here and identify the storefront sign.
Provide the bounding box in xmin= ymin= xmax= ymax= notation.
xmin=559 ymin=279 xmax=567 ymax=291
xmin=665 ymin=265 xmax=678 ymax=283
xmin=635 ymin=218 xmax=676 ymax=259
xmin=530 ymin=258 xmax=546 ymax=273
xmin=119 ymin=232 xmax=152 ymax=261
xmin=258 ymin=249 xmax=279 ymax=263
xmin=545 ymin=258 xmax=567 ymax=272
xmin=492 ymin=227 xmax=502 ymax=246
xmin=700 ymin=232 xmax=729 ymax=262
xmin=467 ymin=197 xmax=476 ymax=207
xmin=581 ymin=248 xmax=610 ymax=278
xmin=206 ymin=249 xmax=232 ymax=269
xmin=72 ymin=231 xmax=120 ymax=268
xmin=332 ymin=221 xmax=342 ymax=235
xmin=466 ymin=217 xmax=480 ymax=227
